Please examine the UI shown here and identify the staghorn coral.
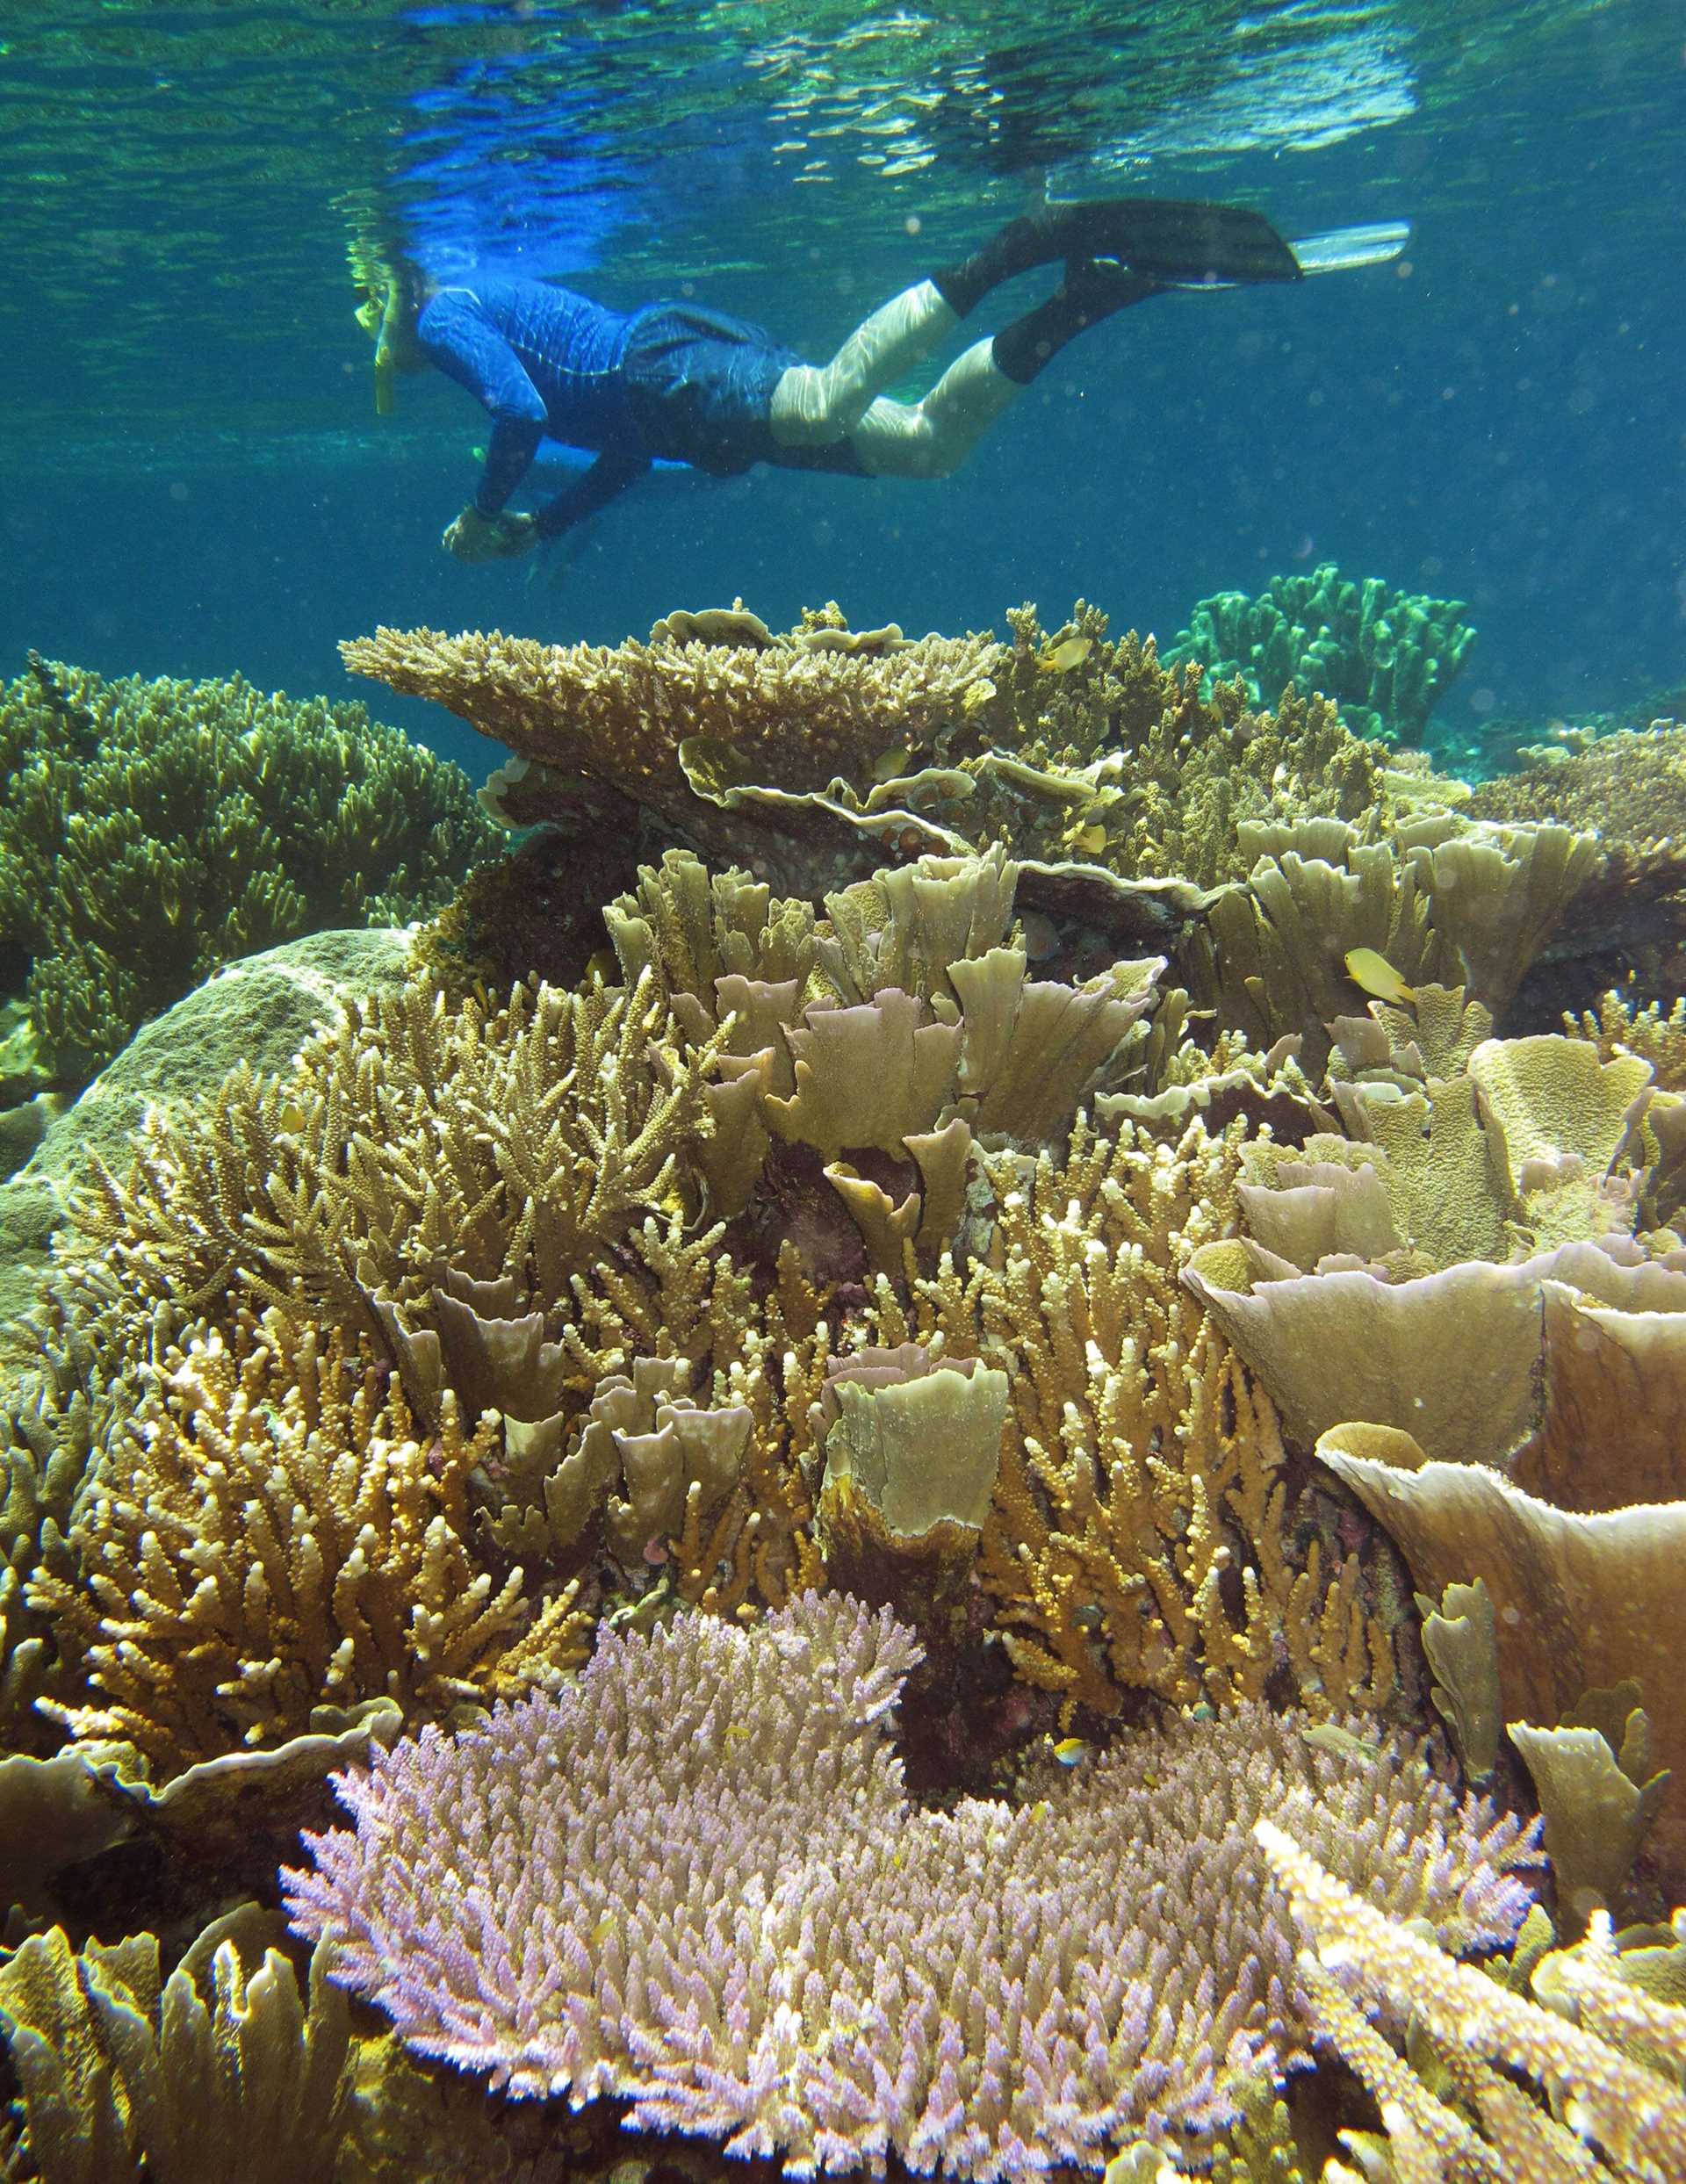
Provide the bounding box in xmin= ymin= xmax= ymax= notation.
xmin=0 ymin=655 xmax=497 ymax=1085
xmin=1257 ymin=1821 xmax=1686 ymax=2181
xmin=1574 ymin=990 xmax=1686 ymax=1092
xmin=861 ymin=1113 xmax=1396 ymax=1719
xmin=1165 ymin=563 xmax=1477 ymax=749
xmin=52 ymin=968 xmax=729 ymax=1358
xmin=27 ymin=1308 xmax=526 ymax=1774
xmin=0 ymin=1903 xmax=351 ymax=2184
xmin=286 ymin=1592 xmax=1533 ymax=2179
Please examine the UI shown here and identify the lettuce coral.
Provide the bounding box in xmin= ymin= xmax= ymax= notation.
xmin=286 ymin=1592 xmax=1533 ymax=2178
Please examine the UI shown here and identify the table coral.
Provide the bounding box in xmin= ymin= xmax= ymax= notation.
xmin=0 ymin=654 xmax=499 ymax=1086
xmin=341 ymin=600 xmax=1396 ymax=926
xmin=285 ymin=1592 xmax=1532 ymax=2179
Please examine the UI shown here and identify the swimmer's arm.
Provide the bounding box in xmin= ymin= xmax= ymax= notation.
xmin=533 ymin=449 xmax=652 ymax=540
xmin=418 ymin=291 xmax=548 ymax=515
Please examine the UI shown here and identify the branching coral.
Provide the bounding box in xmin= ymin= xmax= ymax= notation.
xmin=286 ymin=1593 xmax=1532 ymax=2178
xmin=0 ymin=1904 xmax=351 ymax=2184
xmin=0 ymin=655 xmax=498 ymax=1084
xmin=1165 ymin=564 xmax=1478 ymax=748
xmin=1257 ymin=1821 xmax=1686 ymax=2181
xmin=851 ymin=1114 xmax=1396 ymax=1719
xmin=54 ymin=969 xmax=728 ymax=1351
xmin=28 ymin=1309 xmax=526 ymax=1774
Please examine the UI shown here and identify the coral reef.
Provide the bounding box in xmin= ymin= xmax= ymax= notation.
xmin=1470 ymin=720 xmax=1686 ymax=1012
xmin=286 ymin=1593 xmax=1532 ymax=2176
xmin=0 ymin=654 xmax=498 ymax=1085
xmin=1166 ymin=563 xmax=1478 ymax=749
xmin=10 ymin=593 xmax=1686 ymax=2181
xmin=0 ymin=1903 xmax=351 ymax=2182
xmin=28 ymin=1310 xmax=524 ymax=1775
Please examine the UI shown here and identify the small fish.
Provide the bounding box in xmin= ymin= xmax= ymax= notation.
xmin=872 ymin=745 xmax=913 ymax=783
xmin=1072 ymin=823 xmax=1107 ymax=856
xmin=1050 ymin=1735 xmax=1092 ymax=1767
xmin=1301 ymin=1721 xmax=1376 ymax=1762
xmin=1027 ymin=1798 xmax=1052 ymax=1823
xmin=277 ymin=1100 xmax=307 ymax=1134
xmin=962 ymin=675 xmax=997 ymax=715
xmin=1344 ymin=946 xmax=1416 ymax=1006
xmin=1037 ymin=634 xmax=1093 ymax=674
xmin=590 ymin=1912 xmax=616 ymax=1947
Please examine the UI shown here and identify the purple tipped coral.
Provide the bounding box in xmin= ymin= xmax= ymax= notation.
xmin=285 ymin=1594 xmax=1534 ymax=2178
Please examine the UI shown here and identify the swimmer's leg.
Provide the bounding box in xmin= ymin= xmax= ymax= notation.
xmin=769 ymin=280 xmax=959 ymax=449
xmin=847 ymin=264 xmax=1162 ymax=479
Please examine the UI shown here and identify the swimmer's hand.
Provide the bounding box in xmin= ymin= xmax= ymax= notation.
xmin=443 ymin=506 xmax=539 ymax=562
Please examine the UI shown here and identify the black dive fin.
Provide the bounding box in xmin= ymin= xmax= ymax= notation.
xmin=1063 ymin=198 xmax=1305 ymax=285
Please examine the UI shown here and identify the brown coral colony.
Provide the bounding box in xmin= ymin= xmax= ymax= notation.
xmin=3 ymin=595 xmax=1686 ymax=2182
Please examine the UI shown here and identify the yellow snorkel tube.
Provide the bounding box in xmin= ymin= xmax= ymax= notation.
xmin=349 ymin=235 xmax=414 ymax=417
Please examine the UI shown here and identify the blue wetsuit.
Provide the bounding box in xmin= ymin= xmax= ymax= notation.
xmin=417 ymin=278 xmax=862 ymax=540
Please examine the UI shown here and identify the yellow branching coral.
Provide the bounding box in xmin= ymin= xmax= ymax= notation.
xmin=1257 ymin=1820 xmax=1686 ymax=2181
xmin=29 ymin=1310 xmax=524 ymax=1773
xmin=0 ymin=1905 xmax=351 ymax=2184
xmin=55 ymin=969 xmax=728 ymax=1341
xmin=1574 ymin=991 xmax=1686 ymax=1092
xmin=996 ymin=601 xmax=1390 ymax=885
xmin=864 ymin=1114 xmax=1394 ymax=1717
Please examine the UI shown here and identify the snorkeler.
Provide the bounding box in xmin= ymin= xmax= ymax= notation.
xmin=356 ymin=199 xmax=1409 ymax=563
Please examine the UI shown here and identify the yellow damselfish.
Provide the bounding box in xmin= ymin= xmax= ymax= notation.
xmin=1344 ymin=946 xmax=1416 ymax=1006
xmin=1036 ymin=634 xmax=1093 ymax=674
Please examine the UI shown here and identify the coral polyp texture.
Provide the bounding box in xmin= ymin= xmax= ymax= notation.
xmin=286 ymin=1592 xmax=1533 ymax=2179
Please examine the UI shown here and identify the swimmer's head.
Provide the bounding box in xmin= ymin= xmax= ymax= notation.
xmin=352 ymin=250 xmax=429 ymax=414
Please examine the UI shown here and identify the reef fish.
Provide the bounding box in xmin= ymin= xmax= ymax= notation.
xmin=1050 ymin=1735 xmax=1092 ymax=1767
xmin=1344 ymin=947 xmax=1416 ymax=1006
xmin=1036 ymin=634 xmax=1093 ymax=674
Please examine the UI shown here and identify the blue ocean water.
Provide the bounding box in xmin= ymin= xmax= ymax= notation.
xmin=1 ymin=0 xmax=1682 ymax=779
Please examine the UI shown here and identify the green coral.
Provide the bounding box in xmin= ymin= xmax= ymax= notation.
xmin=1167 ymin=563 xmax=1477 ymax=748
xmin=0 ymin=654 xmax=500 ymax=1085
